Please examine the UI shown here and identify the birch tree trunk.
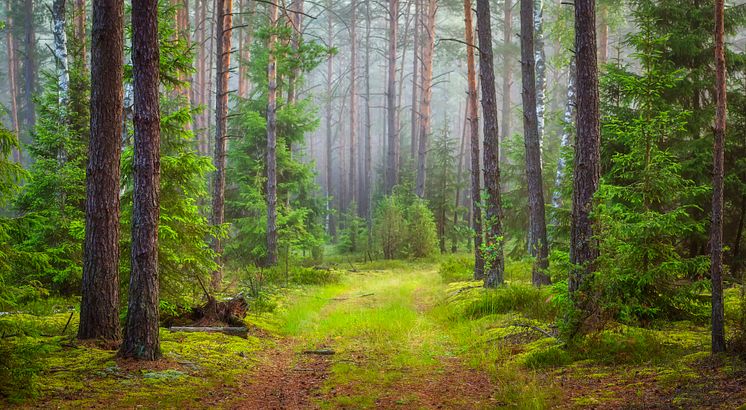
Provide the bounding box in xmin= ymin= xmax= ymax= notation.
xmin=120 ymin=0 xmax=161 ymax=360
xmin=551 ymin=57 xmax=576 ymax=213
xmin=52 ymin=0 xmax=70 ymax=106
xmin=533 ymin=0 xmax=545 ymax=152
xmin=477 ymin=0 xmax=505 ymax=288
xmin=711 ymin=0 xmax=727 ymax=354
xmin=211 ymin=0 xmax=233 ymax=282
xmin=415 ymin=0 xmax=435 ymax=198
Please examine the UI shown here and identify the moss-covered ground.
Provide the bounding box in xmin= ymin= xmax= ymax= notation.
xmin=2 ymin=259 xmax=745 ymax=408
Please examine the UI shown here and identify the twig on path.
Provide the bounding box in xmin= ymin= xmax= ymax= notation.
xmin=302 ymin=349 xmax=335 ymax=355
xmin=331 ymin=293 xmax=374 ymax=301
xmin=511 ymin=323 xmax=556 ymax=339
xmin=61 ymin=311 xmax=74 ymax=335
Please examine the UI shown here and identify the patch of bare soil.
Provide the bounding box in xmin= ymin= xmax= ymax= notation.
xmin=229 ymin=340 xmax=333 ymax=410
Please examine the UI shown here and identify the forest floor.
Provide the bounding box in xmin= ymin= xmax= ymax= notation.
xmin=2 ymin=260 xmax=746 ymax=408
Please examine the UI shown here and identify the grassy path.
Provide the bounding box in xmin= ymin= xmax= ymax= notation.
xmin=237 ymin=263 xmax=499 ymax=409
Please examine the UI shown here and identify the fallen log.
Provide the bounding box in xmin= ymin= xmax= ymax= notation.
xmin=169 ymin=326 xmax=248 ymax=338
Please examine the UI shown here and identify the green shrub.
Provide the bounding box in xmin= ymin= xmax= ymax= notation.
xmin=438 ymin=255 xmax=474 ymax=283
xmin=405 ymin=200 xmax=438 ymax=258
xmin=573 ymin=327 xmax=664 ymax=365
xmin=460 ymin=285 xmax=558 ymax=322
xmin=523 ymin=345 xmax=572 ymax=369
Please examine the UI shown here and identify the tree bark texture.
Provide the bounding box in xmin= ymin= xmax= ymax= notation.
xmin=120 ymin=0 xmax=161 ymax=360
xmin=79 ymin=0 xmax=124 ymax=341
xmin=499 ymin=0 xmax=512 ymax=165
xmin=520 ymin=0 xmax=549 ymax=285
xmin=464 ymin=0 xmax=484 ymax=279
xmin=415 ymin=0 xmax=436 ymax=198
xmin=551 ymin=57 xmax=576 ymax=213
xmin=266 ymin=1 xmax=279 ymax=266
xmin=477 ymin=0 xmax=505 ymax=288
xmin=52 ymin=0 xmax=70 ymax=106
xmin=569 ymin=0 xmax=600 ymax=297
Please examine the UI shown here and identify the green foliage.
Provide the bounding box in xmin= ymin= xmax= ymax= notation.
xmin=438 ymin=254 xmax=474 ymax=283
xmin=448 ymin=283 xmax=557 ymax=322
xmin=594 ymin=17 xmax=709 ymax=325
xmin=522 ymin=345 xmax=572 ymax=369
xmin=372 ymin=189 xmax=437 ymax=259
xmin=337 ymin=202 xmax=367 ymax=254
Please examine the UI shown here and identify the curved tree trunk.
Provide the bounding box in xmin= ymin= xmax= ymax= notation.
xmin=79 ymin=0 xmax=124 ymax=342
xmin=120 ymin=0 xmax=161 ymax=360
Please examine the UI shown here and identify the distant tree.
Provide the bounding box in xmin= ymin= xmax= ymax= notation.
xmin=385 ymin=0 xmax=399 ymax=194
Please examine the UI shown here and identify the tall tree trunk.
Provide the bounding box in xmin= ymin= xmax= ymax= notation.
xmin=287 ymin=0 xmax=304 ymax=105
xmin=74 ymin=0 xmax=87 ymax=65
xmin=520 ymin=0 xmax=549 ymax=285
xmin=266 ymin=1 xmax=279 ymax=266
xmin=325 ymin=5 xmax=336 ymax=240
xmin=211 ymin=0 xmax=232 ymax=284
xmin=533 ymin=0 xmax=545 ymax=158
xmin=363 ymin=0 xmax=373 ymax=236
xmin=499 ymin=0 xmax=512 ymax=165
xmin=79 ymin=0 xmax=124 ymax=341
xmin=464 ymin=0 xmax=484 ymax=279
xmin=597 ymin=3 xmax=608 ymax=66
xmin=52 ymin=0 xmax=70 ymax=106
xmin=477 ymin=0 xmax=504 ymax=288
xmin=711 ymin=0 xmax=727 ymax=354
xmin=551 ymin=57 xmax=576 ymax=214
xmin=415 ymin=0 xmax=435 ymax=198
xmin=384 ymin=0 xmax=399 ymax=194
xmin=237 ymin=0 xmax=256 ymax=98
xmin=120 ymin=0 xmax=161 ymax=360
xmin=5 ymin=0 xmax=22 ymax=163
xmin=349 ymin=0 xmax=358 ymax=211
xmin=452 ymin=97 xmax=468 ymax=253
xmin=568 ymin=0 xmax=600 ymax=305
xmin=22 ymin=0 xmax=36 ymax=134
xmin=409 ymin=0 xmax=420 ymax=161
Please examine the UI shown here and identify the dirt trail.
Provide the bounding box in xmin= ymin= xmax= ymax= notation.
xmin=232 ymin=340 xmax=333 ymax=409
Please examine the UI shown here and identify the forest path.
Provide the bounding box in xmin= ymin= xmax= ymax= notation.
xmin=235 ymin=265 xmax=499 ymax=409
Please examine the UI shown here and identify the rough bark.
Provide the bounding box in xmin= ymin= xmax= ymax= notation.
xmin=499 ymin=0 xmax=512 ymax=165
xmin=211 ymin=0 xmax=233 ymax=283
xmin=464 ymin=0 xmax=484 ymax=279
xmin=568 ymin=0 xmax=600 ymax=298
xmin=120 ymin=0 xmax=161 ymax=360
xmin=384 ymin=0 xmax=399 ymax=194
xmin=51 ymin=0 xmax=70 ymax=106
xmin=711 ymin=0 xmax=727 ymax=354
xmin=79 ymin=0 xmax=124 ymax=342
xmin=415 ymin=0 xmax=436 ymax=198
xmin=266 ymin=1 xmax=279 ymax=266
xmin=477 ymin=0 xmax=504 ymax=288
xmin=520 ymin=0 xmax=549 ymax=285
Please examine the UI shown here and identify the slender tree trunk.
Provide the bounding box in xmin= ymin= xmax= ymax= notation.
xmin=52 ymin=0 xmax=70 ymax=106
xmin=500 ymin=0 xmax=512 ymax=165
xmin=325 ymin=5 xmax=336 ymax=240
xmin=79 ymin=0 xmax=124 ymax=341
xmin=385 ymin=0 xmax=399 ymax=194
xmin=711 ymin=0 xmax=727 ymax=354
xmin=568 ymin=0 xmax=600 ymax=303
xmin=409 ymin=0 xmax=420 ymax=161
xmin=364 ymin=0 xmax=373 ymax=236
xmin=211 ymin=0 xmax=232 ymax=283
xmin=533 ymin=0 xmax=545 ymax=158
xmin=349 ymin=0 xmax=358 ymax=210
xmin=415 ymin=0 xmax=435 ymax=198
xmin=477 ymin=0 xmax=504 ymax=288
xmin=598 ymin=3 xmax=608 ymax=66
xmin=464 ymin=0 xmax=484 ymax=279
xmin=5 ymin=1 xmax=22 ymax=163
xmin=287 ymin=0 xmax=304 ymax=105
xmin=238 ymin=0 xmax=256 ymax=98
xmin=551 ymin=57 xmax=576 ymax=213
xmin=520 ymin=0 xmax=549 ymax=285
xmin=22 ymin=0 xmax=36 ymax=134
xmin=120 ymin=0 xmax=161 ymax=360
xmin=205 ymin=0 xmax=215 ymax=156
xmin=266 ymin=1 xmax=279 ymax=266
xmin=75 ymin=0 xmax=87 ymax=65
xmin=452 ymin=98 xmax=468 ymax=253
